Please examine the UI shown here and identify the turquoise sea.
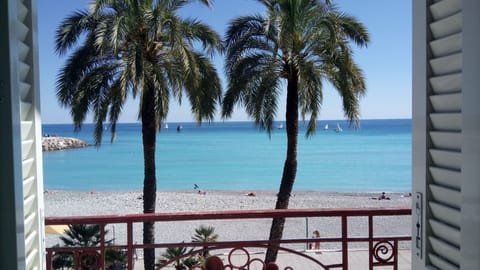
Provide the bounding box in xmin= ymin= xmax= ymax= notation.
xmin=42 ymin=119 xmax=411 ymax=192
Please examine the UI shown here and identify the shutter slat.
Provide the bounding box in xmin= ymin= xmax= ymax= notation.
xmin=20 ymin=101 xmax=32 ymax=120
xmin=430 ymin=202 xmax=461 ymax=227
xmin=430 ymin=219 xmax=461 ymax=246
xmin=429 ymin=73 xmax=461 ymax=94
xmin=18 ymin=41 xmax=29 ymax=61
xmin=429 ymin=253 xmax=460 ymax=270
xmin=24 ymin=210 xmax=35 ymax=233
xmin=429 ymin=0 xmax=462 ymax=20
xmin=25 ymin=249 xmax=39 ymax=270
xmin=23 ymin=176 xmax=35 ymax=196
xmin=429 ymin=149 xmax=461 ymax=170
xmin=429 ymin=184 xmax=461 ymax=208
xmin=429 ymin=11 xmax=462 ymax=39
xmin=16 ymin=1 xmax=28 ymax=21
xmin=21 ymin=139 xmax=34 ymax=160
xmin=429 ymin=237 xmax=461 ymax=266
xmin=24 ymin=230 xmax=37 ymax=252
xmin=21 ymin=121 xmax=33 ymax=141
xmin=18 ymin=61 xmax=31 ymax=82
xmin=16 ymin=20 xmax=29 ymax=41
xmin=22 ymin=158 xmax=34 ymax=178
xmin=430 ymin=113 xmax=461 ymax=131
xmin=430 ymin=131 xmax=461 ymax=151
xmin=430 ymin=32 xmax=462 ymax=58
xmin=429 ymin=166 xmax=461 ymax=189
xmin=19 ymin=81 xmax=31 ymax=100
xmin=430 ymin=52 xmax=462 ymax=76
xmin=429 ymin=93 xmax=461 ymax=112
xmin=23 ymin=194 xmax=36 ymax=214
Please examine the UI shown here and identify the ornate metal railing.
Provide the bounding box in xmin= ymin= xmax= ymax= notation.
xmin=45 ymin=207 xmax=411 ymax=270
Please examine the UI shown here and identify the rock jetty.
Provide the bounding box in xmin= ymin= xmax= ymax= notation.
xmin=42 ymin=136 xmax=91 ymax=152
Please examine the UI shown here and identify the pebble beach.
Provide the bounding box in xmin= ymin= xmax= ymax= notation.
xmin=44 ymin=190 xmax=412 ymax=251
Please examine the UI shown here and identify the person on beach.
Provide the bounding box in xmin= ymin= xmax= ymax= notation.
xmin=372 ymin=192 xmax=390 ymax=200
xmin=194 ymin=184 xmax=206 ymax=195
xmin=309 ymin=230 xmax=321 ymax=250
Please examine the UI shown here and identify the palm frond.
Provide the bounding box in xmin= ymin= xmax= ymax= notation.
xmin=184 ymin=52 xmax=222 ymax=123
xmin=177 ymin=18 xmax=222 ymax=56
xmin=56 ymin=38 xmax=99 ymax=107
xmin=55 ymin=10 xmax=92 ymax=56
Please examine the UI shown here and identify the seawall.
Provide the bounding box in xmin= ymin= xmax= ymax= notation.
xmin=42 ymin=136 xmax=90 ymax=152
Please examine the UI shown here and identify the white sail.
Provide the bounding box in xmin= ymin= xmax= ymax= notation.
xmin=335 ymin=123 xmax=343 ymax=133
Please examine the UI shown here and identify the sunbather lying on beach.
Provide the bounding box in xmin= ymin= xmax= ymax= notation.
xmin=371 ymin=192 xmax=390 ymax=200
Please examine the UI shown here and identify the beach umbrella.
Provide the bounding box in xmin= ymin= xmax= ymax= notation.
xmin=45 ymin=225 xmax=69 ymax=234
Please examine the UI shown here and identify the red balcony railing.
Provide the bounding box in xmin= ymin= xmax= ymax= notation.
xmin=45 ymin=207 xmax=411 ymax=270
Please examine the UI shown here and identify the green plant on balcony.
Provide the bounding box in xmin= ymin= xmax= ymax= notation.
xmin=157 ymin=245 xmax=198 ymax=270
xmin=52 ymin=224 xmax=126 ymax=270
xmin=192 ymin=225 xmax=219 ymax=258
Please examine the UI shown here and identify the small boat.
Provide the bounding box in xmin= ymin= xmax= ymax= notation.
xmin=277 ymin=123 xmax=284 ymax=129
xmin=164 ymin=123 xmax=169 ymax=129
xmin=334 ymin=123 xmax=343 ymax=133
xmin=324 ymin=124 xmax=329 ymax=130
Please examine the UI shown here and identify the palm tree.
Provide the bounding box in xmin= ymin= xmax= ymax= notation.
xmin=55 ymin=1 xmax=222 ymax=269
xmin=53 ymin=224 xmax=126 ymax=270
xmin=221 ymin=0 xmax=369 ymax=262
xmin=191 ymin=225 xmax=218 ymax=258
xmin=59 ymin=224 xmax=106 ymax=247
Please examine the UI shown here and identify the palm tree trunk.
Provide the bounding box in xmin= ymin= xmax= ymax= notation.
xmin=265 ymin=74 xmax=299 ymax=263
xmin=142 ymin=88 xmax=157 ymax=270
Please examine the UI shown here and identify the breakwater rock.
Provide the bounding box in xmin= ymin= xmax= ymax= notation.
xmin=42 ymin=136 xmax=91 ymax=152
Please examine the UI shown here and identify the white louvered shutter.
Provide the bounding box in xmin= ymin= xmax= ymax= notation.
xmin=426 ymin=0 xmax=462 ymax=268
xmin=413 ymin=0 xmax=480 ymax=269
xmin=0 ymin=0 xmax=45 ymax=269
xmin=18 ymin=0 xmax=45 ymax=269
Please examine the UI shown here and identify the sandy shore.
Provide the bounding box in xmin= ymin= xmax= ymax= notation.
xmin=44 ymin=190 xmax=412 ymax=251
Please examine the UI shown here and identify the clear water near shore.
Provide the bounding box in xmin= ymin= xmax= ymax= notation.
xmin=42 ymin=119 xmax=411 ymax=192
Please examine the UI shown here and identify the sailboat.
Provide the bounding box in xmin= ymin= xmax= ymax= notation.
xmin=164 ymin=123 xmax=169 ymax=129
xmin=334 ymin=123 xmax=343 ymax=133
xmin=277 ymin=123 xmax=284 ymax=129
xmin=324 ymin=124 xmax=329 ymax=130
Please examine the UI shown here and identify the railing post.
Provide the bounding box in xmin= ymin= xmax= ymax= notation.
xmin=305 ymin=217 xmax=309 ymax=250
xmin=101 ymin=224 xmax=106 ymax=270
xmin=394 ymin=240 xmax=398 ymax=270
xmin=368 ymin=215 xmax=373 ymax=270
xmin=46 ymin=251 xmax=52 ymax=270
xmin=127 ymin=221 xmax=134 ymax=270
xmin=341 ymin=215 xmax=348 ymax=270
xmin=74 ymin=250 xmax=80 ymax=270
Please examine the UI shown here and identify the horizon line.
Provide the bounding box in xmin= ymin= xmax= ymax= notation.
xmin=42 ymin=117 xmax=412 ymax=125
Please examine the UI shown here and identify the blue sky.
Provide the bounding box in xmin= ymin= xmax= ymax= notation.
xmin=38 ymin=0 xmax=411 ymax=124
